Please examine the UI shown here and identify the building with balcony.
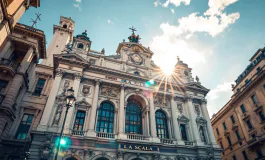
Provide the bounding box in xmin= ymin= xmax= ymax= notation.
xmin=25 ymin=16 xmax=221 ymax=160
xmin=0 ymin=0 xmax=41 ymax=48
xmin=0 ymin=22 xmax=46 ymax=159
xmin=211 ymin=48 xmax=265 ymax=160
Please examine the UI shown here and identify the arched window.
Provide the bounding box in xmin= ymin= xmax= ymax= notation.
xmin=73 ymin=111 xmax=85 ymax=131
xmin=63 ymin=24 xmax=68 ymax=28
xmin=155 ymin=110 xmax=168 ymax=138
xmin=134 ymin=71 xmax=140 ymax=75
xmin=77 ymin=43 xmax=84 ymax=49
xmin=125 ymin=99 xmax=142 ymax=134
xmin=66 ymin=157 xmax=78 ymax=160
xmin=96 ymin=102 xmax=114 ymax=133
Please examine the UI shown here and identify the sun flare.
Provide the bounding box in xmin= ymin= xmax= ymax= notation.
xmin=160 ymin=64 xmax=175 ymax=76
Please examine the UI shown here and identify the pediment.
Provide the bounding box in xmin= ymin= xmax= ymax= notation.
xmin=196 ymin=117 xmax=207 ymax=125
xmin=116 ymin=42 xmax=153 ymax=56
xmin=177 ymin=115 xmax=190 ymax=123
xmin=184 ymin=82 xmax=209 ymax=94
xmin=58 ymin=53 xmax=88 ymax=63
xmin=76 ymin=99 xmax=91 ymax=108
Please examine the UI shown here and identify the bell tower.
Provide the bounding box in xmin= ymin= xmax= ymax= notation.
xmin=41 ymin=16 xmax=75 ymax=66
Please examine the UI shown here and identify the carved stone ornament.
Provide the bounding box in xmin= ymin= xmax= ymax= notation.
xmin=82 ymin=85 xmax=91 ymax=95
xmin=74 ymin=73 xmax=83 ymax=80
xmin=117 ymin=151 xmax=124 ymax=158
xmin=177 ymin=103 xmax=183 ymax=113
xmin=101 ymin=85 xmax=119 ymax=98
xmin=154 ymin=95 xmax=167 ymax=107
xmin=76 ymin=98 xmax=91 ymax=109
xmin=153 ymin=154 xmax=160 ymax=160
xmin=55 ymin=69 xmax=64 ymax=77
xmin=194 ymin=105 xmax=200 ymax=116
xmin=196 ymin=117 xmax=207 ymax=125
xmin=176 ymin=155 xmax=186 ymax=160
xmin=178 ymin=115 xmax=190 ymax=123
xmin=64 ymin=80 xmax=70 ymax=89
xmin=40 ymin=134 xmax=53 ymax=159
xmin=53 ymin=89 xmax=67 ymax=125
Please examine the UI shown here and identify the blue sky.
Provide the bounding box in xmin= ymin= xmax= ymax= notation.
xmin=20 ymin=0 xmax=265 ymax=117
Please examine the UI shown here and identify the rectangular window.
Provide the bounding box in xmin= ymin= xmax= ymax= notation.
xmin=227 ymin=136 xmax=232 ymax=146
xmin=240 ymin=104 xmax=246 ymax=114
xmin=232 ymin=155 xmax=237 ymax=160
xmin=246 ymin=120 xmax=253 ymax=130
xmin=235 ymin=130 xmax=241 ymax=140
xmin=242 ymin=151 xmax=248 ymax=160
xmin=73 ymin=111 xmax=85 ymax=131
xmin=219 ymin=141 xmax=224 ymax=149
xmin=251 ymin=95 xmax=259 ymax=105
xmin=258 ymin=111 xmax=265 ymax=122
xmin=223 ymin=122 xmax=227 ymax=130
xmin=180 ymin=124 xmax=188 ymax=141
xmin=32 ymin=78 xmax=46 ymax=96
xmin=16 ymin=114 xmax=34 ymax=139
xmin=256 ymin=149 xmax=263 ymax=158
xmin=230 ymin=115 xmax=235 ymax=124
xmin=216 ymin=128 xmax=220 ymax=136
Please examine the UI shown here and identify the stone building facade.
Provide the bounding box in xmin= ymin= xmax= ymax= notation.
xmin=211 ymin=48 xmax=265 ymax=160
xmin=27 ymin=16 xmax=221 ymax=160
xmin=0 ymin=22 xmax=46 ymax=159
xmin=1 ymin=15 xmax=221 ymax=160
xmin=0 ymin=0 xmax=40 ymax=48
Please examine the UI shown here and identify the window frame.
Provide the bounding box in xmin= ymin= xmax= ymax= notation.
xmin=73 ymin=110 xmax=86 ymax=131
xmin=246 ymin=119 xmax=253 ymax=130
xmin=96 ymin=101 xmax=115 ymax=133
xmin=180 ymin=123 xmax=188 ymax=141
xmin=242 ymin=151 xmax=248 ymax=160
xmin=216 ymin=127 xmax=220 ymax=136
xmin=155 ymin=110 xmax=169 ymax=139
xmin=227 ymin=136 xmax=232 ymax=146
xmin=125 ymin=99 xmax=142 ymax=134
xmin=251 ymin=94 xmax=259 ymax=105
xmin=223 ymin=122 xmax=227 ymax=130
xmin=240 ymin=104 xmax=246 ymax=114
xmin=15 ymin=114 xmax=34 ymax=140
xmin=230 ymin=115 xmax=236 ymax=124
xmin=77 ymin=43 xmax=84 ymax=49
xmin=235 ymin=130 xmax=241 ymax=140
xmin=32 ymin=78 xmax=46 ymax=96
xmin=258 ymin=110 xmax=265 ymax=122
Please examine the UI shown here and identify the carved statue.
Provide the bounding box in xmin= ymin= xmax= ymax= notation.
xmin=199 ymin=128 xmax=205 ymax=142
xmin=177 ymin=104 xmax=183 ymax=114
xmin=194 ymin=105 xmax=200 ymax=116
xmin=53 ymin=89 xmax=67 ymax=125
xmin=196 ymin=76 xmax=200 ymax=83
xmin=101 ymin=48 xmax=105 ymax=55
xmin=64 ymin=81 xmax=70 ymax=89
xmin=101 ymin=86 xmax=119 ymax=97
xmin=154 ymin=96 xmax=167 ymax=106
xmin=82 ymin=85 xmax=90 ymax=94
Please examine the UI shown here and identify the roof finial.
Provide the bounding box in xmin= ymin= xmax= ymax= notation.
xmin=85 ymin=30 xmax=87 ymax=33
xmin=177 ymin=56 xmax=180 ymax=61
xmin=129 ymin=26 xmax=137 ymax=34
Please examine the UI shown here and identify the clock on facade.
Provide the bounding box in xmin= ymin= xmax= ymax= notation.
xmin=130 ymin=53 xmax=143 ymax=65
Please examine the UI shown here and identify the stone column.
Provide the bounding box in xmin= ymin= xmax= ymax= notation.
xmin=87 ymin=79 xmax=100 ymax=135
xmin=170 ymin=96 xmax=184 ymax=145
xmin=201 ymin=100 xmax=218 ymax=147
xmin=18 ymin=46 xmax=34 ymax=74
xmin=150 ymin=92 xmax=160 ymax=142
xmin=37 ymin=70 xmax=64 ymax=131
xmin=146 ymin=112 xmax=150 ymax=136
xmin=186 ymin=97 xmax=203 ymax=146
xmin=167 ymin=118 xmax=172 ymax=139
xmin=64 ymin=73 xmax=82 ymax=134
xmin=149 ymin=92 xmax=157 ymax=137
xmin=118 ymin=85 xmax=125 ymax=134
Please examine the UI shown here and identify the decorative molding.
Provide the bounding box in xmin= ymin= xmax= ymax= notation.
xmin=74 ymin=73 xmax=83 ymax=80
xmin=55 ymin=69 xmax=64 ymax=77
xmin=178 ymin=115 xmax=190 ymax=123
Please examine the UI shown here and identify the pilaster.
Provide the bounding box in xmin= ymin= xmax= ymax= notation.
xmin=37 ymin=69 xmax=64 ymax=131
xmin=186 ymin=97 xmax=203 ymax=146
xmin=149 ymin=91 xmax=160 ymax=142
xmin=170 ymin=96 xmax=184 ymax=145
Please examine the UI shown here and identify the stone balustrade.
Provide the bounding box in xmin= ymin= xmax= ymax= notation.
xmin=71 ymin=129 xmax=87 ymax=136
xmin=96 ymin=132 xmax=115 ymax=139
xmin=126 ymin=134 xmax=149 ymax=141
xmin=160 ymin=138 xmax=174 ymax=145
xmin=0 ymin=58 xmax=20 ymax=73
xmin=184 ymin=141 xmax=194 ymax=146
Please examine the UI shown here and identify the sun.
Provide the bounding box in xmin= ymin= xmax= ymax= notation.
xmin=161 ymin=64 xmax=175 ymax=76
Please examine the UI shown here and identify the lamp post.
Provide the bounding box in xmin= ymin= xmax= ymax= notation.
xmin=54 ymin=87 xmax=76 ymax=160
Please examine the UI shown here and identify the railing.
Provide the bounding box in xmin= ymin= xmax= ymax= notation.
xmin=160 ymin=138 xmax=174 ymax=144
xmin=71 ymin=129 xmax=87 ymax=136
xmin=184 ymin=141 xmax=194 ymax=146
xmin=127 ymin=134 xmax=149 ymax=141
xmin=96 ymin=132 xmax=115 ymax=139
xmin=0 ymin=94 xmax=4 ymax=104
xmin=0 ymin=58 xmax=20 ymax=73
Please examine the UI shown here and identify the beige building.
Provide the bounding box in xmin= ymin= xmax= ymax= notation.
xmin=211 ymin=48 xmax=265 ymax=160
xmin=0 ymin=22 xmax=46 ymax=159
xmin=0 ymin=0 xmax=40 ymax=48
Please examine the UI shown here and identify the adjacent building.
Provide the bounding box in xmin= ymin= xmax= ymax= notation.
xmin=211 ymin=48 xmax=265 ymax=160
xmin=0 ymin=0 xmax=40 ymax=48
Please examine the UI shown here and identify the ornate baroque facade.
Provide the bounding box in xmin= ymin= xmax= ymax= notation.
xmin=1 ymin=16 xmax=221 ymax=160
xmin=211 ymin=47 xmax=265 ymax=160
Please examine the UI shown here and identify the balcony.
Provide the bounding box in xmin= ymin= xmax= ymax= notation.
xmin=160 ymin=138 xmax=174 ymax=145
xmin=247 ymin=136 xmax=265 ymax=149
xmin=184 ymin=141 xmax=194 ymax=146
xmin=70 ymin=129 xmax=87 ymax=136
xmin=126 ymin=134 xmax=149 ymax=141
xmin=96 ymin=132 xmax=115 ymax=139
xmin=0 ymin=58 xmax=20 ymax=75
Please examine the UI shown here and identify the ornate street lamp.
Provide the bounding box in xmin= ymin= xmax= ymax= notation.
xmin=54 ymin=87 xmax=76 ymax=160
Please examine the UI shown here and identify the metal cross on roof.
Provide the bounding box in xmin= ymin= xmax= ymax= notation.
xmin=129 ymin=26 xmax=137 ymax=34
xmin=30 ymin=12 xmax=41 ymax=28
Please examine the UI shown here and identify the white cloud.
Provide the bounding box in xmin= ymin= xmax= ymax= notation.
xmin=162 ymin=0 xmax=191 ymax=7
xmin=108 ymin=20 xmax=112 ymax=24
xmin=206 ymin=82 xmax=234 ymax=117
xmin=73 ymin=0 xmax=82 ymax=11
xmin=205 ymin=0 xmax=238 ymax=16
xmin=75 ymin=0 xmax=81 ymax=2
xmin=171 ymin=8 xmax=175 ymax=14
